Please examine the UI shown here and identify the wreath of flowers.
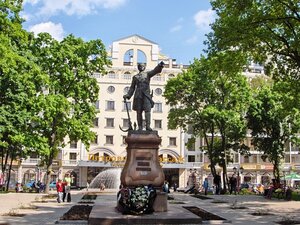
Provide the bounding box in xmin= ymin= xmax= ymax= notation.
xmin=130 ymin=186 xmax=149 ymax=213
xmin=117 ymin=185 xmax=157 ymax=215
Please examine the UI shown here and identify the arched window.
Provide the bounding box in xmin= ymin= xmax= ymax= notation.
xmin=107 ymin=71 xmax=117 ymax=79
xmin=137 ymin=49 xmax=147 ymax=65
xmin=124 ymin=49 xmax=133 ymax=66
xmin=123 ymin=71 xmax=131 ymax=80
xmin=168 ymin=74 xmax=175 ymax=79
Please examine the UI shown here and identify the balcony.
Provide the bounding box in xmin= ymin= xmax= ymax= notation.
xmin=62 ymin=160 xmax=78 ymax=166
xmin=22 ymin=158 xmax=41 ymax=165
xmin=185 ymin=162 xmax=203 ymax=168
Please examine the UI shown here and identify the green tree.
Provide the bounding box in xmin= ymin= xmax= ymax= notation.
xmin=247 ymin=82 xmax=300 ymax=181
xmin=0 ymin=0 xmax=47 ymax=191
xmin=208 ymin=0 xmax=300 ymax=80
xmin=29 ymin=33 xmax=110 ymax=192
xmin=164 ymin=51 xmax=251 ymax=191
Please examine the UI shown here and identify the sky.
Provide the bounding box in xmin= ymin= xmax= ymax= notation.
xmin=22 ymin=0 xmax=216 ymax=65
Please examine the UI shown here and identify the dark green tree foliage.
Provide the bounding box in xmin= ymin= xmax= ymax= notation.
xmin=29 ymin=33 xmax=110 ymax=192
xmin=247 ymin=82 xmax=300 ymax=181
xmin=164 ymin=51 xmax=251 ymax=190
xmin=208 ymin=0 xmax=300 ymax=80
xmin=0 ymin=0 xmax=47 ymax=190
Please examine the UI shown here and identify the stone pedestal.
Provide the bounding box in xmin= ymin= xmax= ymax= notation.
xmin=120 ymin=130 xmax=165 ymax=187
xmin=152 ymin=191 xmax=168 ymax=212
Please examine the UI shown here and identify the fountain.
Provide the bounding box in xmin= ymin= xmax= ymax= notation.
xmin=89 ymin=168 xmax=121 ymax=189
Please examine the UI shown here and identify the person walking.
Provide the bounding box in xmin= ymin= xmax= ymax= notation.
xmin=213 ymin=173 xmax=221 ymax=195
xmin=56 ymin=179 xmax=64 ymax=203
xmin=203 ymin=178 xmax=209 ymax=195
xmin=163 ymin=181 xmax=169 ymax=193
xmin=229 ymin=174 xmax=237 ymax=195
xmin=173 ymin=183 xmax=178 ymax=192
xmin=63 ymin=173 xmax=72 ymax=202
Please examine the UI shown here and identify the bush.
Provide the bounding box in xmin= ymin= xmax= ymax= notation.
xmin=291 ymin=192 xmax=300 ymax=201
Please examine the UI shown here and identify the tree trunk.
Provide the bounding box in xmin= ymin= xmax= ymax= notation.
xmin=5 ymin=157 xmax=13 ymax=191
xmin=273 ymin=160 xmax=280 ymax=182
xmin=44 ymin=163 xmax=52 ymax=194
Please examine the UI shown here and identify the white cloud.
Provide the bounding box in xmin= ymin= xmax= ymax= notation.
xmin=186 ymin=35 xmax=198 ymax=44
xmin=170 ymin=25 xmax=182 ymax=33
xmin=29 ymin=22 xmax=65 ymax=41
xmin=194 ymin=8 xmax=215 ymax=30
xmin=33 ymin=0 xmax=127 ymax=17
xmin=20 ymin=12 xmax=31 ymax=22
xmin=23 ymin=0 xmax=40 ymax=5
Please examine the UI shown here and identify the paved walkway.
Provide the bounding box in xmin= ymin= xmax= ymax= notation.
xmin=0 ymin=189 xmax=299 ymax=225
xmin=0 ymin=190 xmax=85 ymax=225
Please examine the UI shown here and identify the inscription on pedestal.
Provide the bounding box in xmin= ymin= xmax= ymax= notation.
xmin=137 ymin=162 xmax=150 ymax=166
xmin=136 ymin=156 xmax=151 ymax=175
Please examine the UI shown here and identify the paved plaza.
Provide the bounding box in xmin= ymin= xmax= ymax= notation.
xmin=0 ymin=189 xmax=299 ymax=225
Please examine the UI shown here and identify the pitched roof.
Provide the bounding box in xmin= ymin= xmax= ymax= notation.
xmin=113 ymin=34 xmax=158 ymax=45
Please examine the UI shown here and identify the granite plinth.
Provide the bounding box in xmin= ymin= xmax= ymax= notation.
xmin=88 ymin=204 xmax=202 ymax=225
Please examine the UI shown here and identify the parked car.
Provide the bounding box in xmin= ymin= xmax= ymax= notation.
xmin=49 ymin=181 xmax=56 ymax=190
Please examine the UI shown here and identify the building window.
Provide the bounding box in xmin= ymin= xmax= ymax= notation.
xmin=155 ymin=88 xmax=162 ymax=95
xmin=154 ymin=120 xmax=162 ymax=129
xmin=95 ymin=100 xmax=100 ymax=109
xmin=106 ymin=135 xmax=113 ymax=145
xmin=188 ymin=155 xmax=195 ymax=162
xmin=106 ymin=101 xmax=115 ymax=111
xmin=106 ymin=118 xmax=114 ymax=128
xmin=107 ymin=86 xmax=115 ymax=93
xmin=187 ymin=138 xmax=195 ymax=151
xmin=122 ymin=136 xmax=127 ymax=145
xmin=123 ymin=101 xmax=132 ymax=111
xmin=187 ymin=125 xmax=194 ymax=134
xmin=123 ymin=119 xmax=129 ymax=128
xmin=285 ymin=155 xmax=291 ymax=163
xmin=199 ymin=153 xmax=203 ymax=163
xmin=153 ymin=74 xmax=162 ymax=81
xmin=92 ymin=135 xmax=98 ymax=144
xmin=93 ymin=118 xmax=99 ymax=127
xmin=252 ymin=155 xmax=257 ymax=163
xmin=108 ymin=71 xmax=117 ymax=79
xmin=169 ymin=137 xmax=177 ymax=146
xmin=153 ymin=103 xmax=162 ymax=112
xmin=233 ymin=153 xmax=239 ymax=163
xmin=69 ymin=153 xmax=77 ymax=160
xmin=124 ymin=86 xmax=130 ymax=94
xmin=70 ymin=141 xmax=77 ymax=149
xmin=244 ymin=155 xmax=249 ymax=163
xmin=123 ymin=72 xmax=131 ymax=80
xmin=168 ymin=74 xmax=175 ymax=79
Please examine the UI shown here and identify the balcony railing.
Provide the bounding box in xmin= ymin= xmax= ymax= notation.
xmin=22 ymin=158 xmax=41 ymax=165
xmin=62 ymin=160 xmax=78 ymax=166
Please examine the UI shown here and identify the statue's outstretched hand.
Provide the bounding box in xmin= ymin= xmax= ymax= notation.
xmin=123 ymin=94 xmax=130 ymax=100
xmin=159 ymin=61 xmax=165 ymax=67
